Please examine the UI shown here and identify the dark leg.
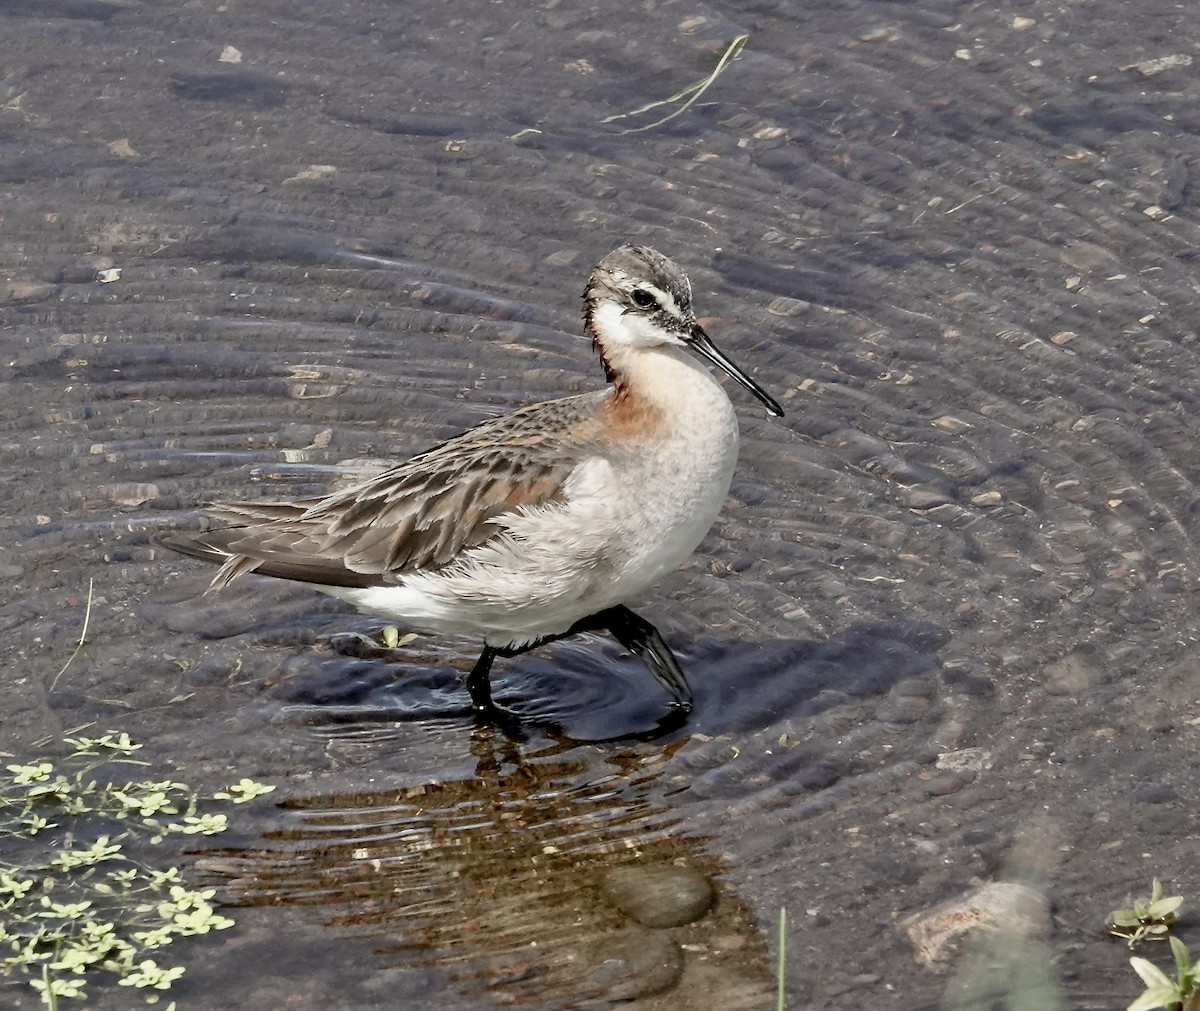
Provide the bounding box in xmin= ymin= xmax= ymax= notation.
xmin=465 ymin=605 xmax=691 ymax=725
xmin=467 ymin=629 xmax=582 ymax=715
xmin=465 ymin=645 xmax=498 ymax=712
xmin=591 ymin=605 xmax=692 ymax=711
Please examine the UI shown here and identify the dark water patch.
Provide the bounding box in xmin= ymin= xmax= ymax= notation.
xmin=713 ymin=250 xmax=874 ymax=311
xmin=169 ymin=71 xmax=292 ymax=110
xmin=327 ymin=106 xmax=469 ymax=139
xmin=0 ymin=143 xmax=110 ymax=184
xmin=1 ymin=0 xmax=122 ymax=20
xmin=173 ymin=224 xmax=352 ymax=267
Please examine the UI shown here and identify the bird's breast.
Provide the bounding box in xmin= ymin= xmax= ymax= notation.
xmin=562 ymin=390 xmax=740 ymax=593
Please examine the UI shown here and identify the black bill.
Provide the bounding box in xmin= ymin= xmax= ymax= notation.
xmin=685 ymin=323 xmax=784 ymax=418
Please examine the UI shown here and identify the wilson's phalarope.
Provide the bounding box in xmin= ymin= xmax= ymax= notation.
xmin=162 ymin=245 xmax=782 ymax=726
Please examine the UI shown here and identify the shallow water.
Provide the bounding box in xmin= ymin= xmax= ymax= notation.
xmin=4 ymin=0 xmax=1200 ymax=1007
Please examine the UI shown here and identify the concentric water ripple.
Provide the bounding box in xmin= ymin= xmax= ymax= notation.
xmin=5 ymin=0 xmax=1200 ymax=1007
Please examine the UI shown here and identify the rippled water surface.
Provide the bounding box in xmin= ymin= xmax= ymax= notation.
xmin=4 ymin=0 xmax=1200 ymax=1008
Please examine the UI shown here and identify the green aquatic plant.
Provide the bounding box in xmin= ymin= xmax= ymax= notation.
xmin=379 ymin=625 xmax=417 ymax=650
xmin=1128 ymin=936 xmax=1200 ymax=1011
xmin=1110 ymin=878 xmax=1183 ymax=948
xmin=0 ymin=730 xmax=274 ymax=1006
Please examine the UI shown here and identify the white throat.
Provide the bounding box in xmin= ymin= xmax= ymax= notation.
xmin=590 ymin=299 xmax=685 ymax=351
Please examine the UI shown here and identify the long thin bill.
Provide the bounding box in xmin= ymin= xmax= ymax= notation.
xmin=685 ymin=324 xmax=784 ymax=417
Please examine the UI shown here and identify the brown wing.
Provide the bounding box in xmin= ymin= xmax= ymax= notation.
xmin=172 ymin=390 xmax=610 ymax=591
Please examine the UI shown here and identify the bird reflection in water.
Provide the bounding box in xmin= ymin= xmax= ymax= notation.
xmin=198 ymin=729 xmax=773 ymax=1007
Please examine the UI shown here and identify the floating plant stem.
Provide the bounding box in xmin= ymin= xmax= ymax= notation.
xmin=50 ymin=579 xmax=94 ymax=692
xmin=602 ymin=35 xmax=749 ymax=135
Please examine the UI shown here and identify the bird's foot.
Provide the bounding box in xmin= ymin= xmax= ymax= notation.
xmin=469 ymin=699 xmax=530 ymax=741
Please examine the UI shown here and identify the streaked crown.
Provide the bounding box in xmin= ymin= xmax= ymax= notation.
xmin=583 ymin=245 xmax=697 ymax=354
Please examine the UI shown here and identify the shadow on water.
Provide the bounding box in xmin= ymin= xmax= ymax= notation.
xmin=197 ymin=730 xmax=773 ymax=1009
xmin=190 ymin=611 xmax=948 ymax=743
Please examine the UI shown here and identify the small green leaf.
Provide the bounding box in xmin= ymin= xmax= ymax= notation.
xmin=213 ymin=778 xmax=275 ymax=804
xmin=132 ymin=926 xmax=177 ymax=949
xmin=8 ymin=762 xmax=55 ymax=785
xmin=117 ymin=959 xmax=185 ymax=989
xmin=1148 ymin=896 xmax=1183 ymax=920
xmin=29 ymin=972 xmax=87 ymax=1000
xmin=1131 ymin=957 xmax=1174 ymax=990
xmin=1171 ymin=936 xmax=1192 ymax=977
xmin=1128 ymin=988 xmax=1179 ymax=1011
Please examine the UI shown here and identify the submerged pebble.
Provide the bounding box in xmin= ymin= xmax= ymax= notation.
xmin=901 ymin=881 xmax=1050 ymax=971
xmin=601 ymin=863 xmax=716 ymax=928
xmin=583 ymin=927 xmax=684 ymax=1000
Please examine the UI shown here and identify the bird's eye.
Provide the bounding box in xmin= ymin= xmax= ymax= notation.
xmin=630 ymin=288 xmax=658 ymax=310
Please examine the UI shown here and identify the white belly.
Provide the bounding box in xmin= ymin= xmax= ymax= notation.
xmin=328 ymin=404 xmax=740 ymax=647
